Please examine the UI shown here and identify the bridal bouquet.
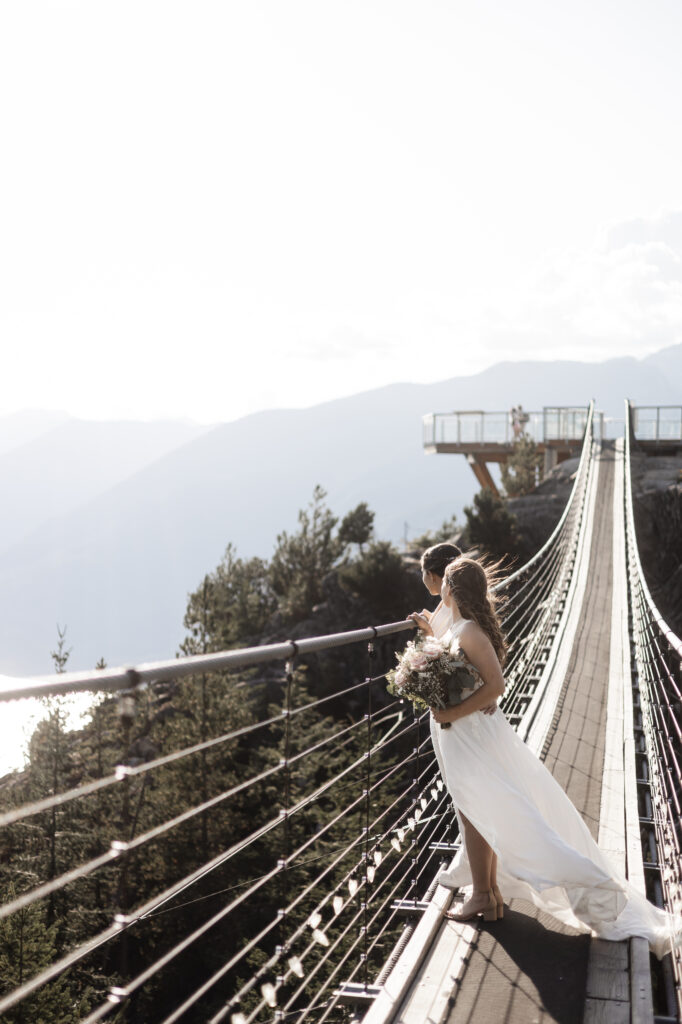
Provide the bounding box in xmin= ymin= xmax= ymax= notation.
xmin=386 ymin=635 xmax=483 ymax=729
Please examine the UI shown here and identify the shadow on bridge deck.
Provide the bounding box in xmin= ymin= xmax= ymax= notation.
xmin=442 ymin=441 xmax=617 ymax=1024
xmin=444 ymin=908 xmax=591 ymax=1024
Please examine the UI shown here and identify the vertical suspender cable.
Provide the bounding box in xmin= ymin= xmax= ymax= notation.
xmin=278 ymin=646 xmax=297 ymax=989
xmin=363 ymin=631 xmax=377 ymax=990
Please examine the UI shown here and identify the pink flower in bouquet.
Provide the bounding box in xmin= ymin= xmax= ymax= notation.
xmin=422 ymin=639 xmax=445 ymax=660
xmin=410 ymin=652 xmax=428 ymax=672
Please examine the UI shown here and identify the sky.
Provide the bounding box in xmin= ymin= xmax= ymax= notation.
xmin=2 ymin=0 xmax=682 ymax=425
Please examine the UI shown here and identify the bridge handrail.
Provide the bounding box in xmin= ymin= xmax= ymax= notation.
xmin=624 ymin=397 xmax=682 ymax=1019
xmin=0 ymin=621 xmax=417 ymax=703
xmin=624 ymin=400 xmax=682 ymax=660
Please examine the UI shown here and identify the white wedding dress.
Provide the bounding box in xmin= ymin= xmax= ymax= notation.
xmin=427 ymin=602 xmax=682 ymax=960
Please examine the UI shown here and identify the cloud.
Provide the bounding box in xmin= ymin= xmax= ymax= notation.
xmin=476 ymin=210 xmax=682 ymax=361
xmin=603 ymin=211 xmax=682 ymax=252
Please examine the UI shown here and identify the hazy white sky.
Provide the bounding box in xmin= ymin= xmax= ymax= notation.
xmin=2 ymin=0 xmax=682 ymax=424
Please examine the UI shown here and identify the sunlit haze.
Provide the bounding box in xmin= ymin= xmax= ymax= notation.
xmin=3 ymin=1 xmax=682 ymax=424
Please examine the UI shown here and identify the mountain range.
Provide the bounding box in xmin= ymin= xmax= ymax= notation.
xmin=1 ymin=345 xmax=680 ymax=676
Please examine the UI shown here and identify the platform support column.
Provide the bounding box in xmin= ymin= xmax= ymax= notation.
xmin=466 ymin=454 xmax=499 ymax=495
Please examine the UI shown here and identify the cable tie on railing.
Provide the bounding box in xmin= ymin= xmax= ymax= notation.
xmin=117 ymin=669 xmax=142 ymax=723
xmin=284 ymin=641 xmax=299 ymax=676
xmin=126 ymin=667 xmax=143 ymax=687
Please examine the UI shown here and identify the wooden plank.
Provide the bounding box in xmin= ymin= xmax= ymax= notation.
xmin=583 ymin=997 xmax=630 ymax=1024
xmin=394 ymin=919 xmax=475 ymax=1024
xmin=586 ymin=940 xmax=629 ymax=1001
xmin=361 ymin=880 xmax=473 ymax=1024
xmin=629 ymin=936 xmax=654 ymax=1024
xmin=590 ymin=939 xmax=629 ymax=968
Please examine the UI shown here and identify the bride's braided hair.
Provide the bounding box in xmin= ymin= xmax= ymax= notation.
xmin=443 ymin=554 xmax=509 ymax=666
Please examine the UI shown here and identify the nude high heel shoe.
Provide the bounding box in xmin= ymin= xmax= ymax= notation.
xmin=445 ymin=888 xmax=498 ymax=922
xmin=492 ymin=883 xmax=504 ymax=919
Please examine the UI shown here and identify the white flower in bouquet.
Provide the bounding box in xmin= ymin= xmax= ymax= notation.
xmin=386 ymin=635 xmax=483 ymax=729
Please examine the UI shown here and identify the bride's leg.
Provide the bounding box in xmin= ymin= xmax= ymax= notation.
xmin=445 ymin=810 xmax=496 ymax=919
xmin=460 ymin=811 xmax=493 ymax=891
xmin=489 ymin=850 xmax=503 ymax=915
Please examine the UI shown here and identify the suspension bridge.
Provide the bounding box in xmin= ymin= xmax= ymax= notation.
xmin=0 ymin=400 xmax=680 ymax=1024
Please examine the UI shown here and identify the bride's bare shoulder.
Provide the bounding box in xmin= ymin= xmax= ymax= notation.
xmin=457 ymin=618 xmax=481 ymax=636
xmin=457 ymin=619 xmax=490 ymax=651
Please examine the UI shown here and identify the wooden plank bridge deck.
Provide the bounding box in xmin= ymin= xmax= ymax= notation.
xmin=442 ymin=441 xmax=617 ymax=1024
xmin=372 ymin=439 xmax=656 ymax=1024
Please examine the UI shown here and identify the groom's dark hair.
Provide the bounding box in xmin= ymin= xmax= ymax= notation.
xmin=420 ymin=542 xmax=462 ymax=579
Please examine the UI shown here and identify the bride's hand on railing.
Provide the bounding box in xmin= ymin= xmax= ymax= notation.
xmin=407 ymin=611 xmax=434 ymax=635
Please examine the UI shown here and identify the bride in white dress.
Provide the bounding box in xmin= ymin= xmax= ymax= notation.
xmin=409 ymin=549 xmax=682 ymax=959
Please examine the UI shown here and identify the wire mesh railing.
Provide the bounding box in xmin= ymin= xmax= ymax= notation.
xmin=0 ymin=403 xmax=599 ymax=1024
xmin=624 ymin=399 xmax=682 ymax=1020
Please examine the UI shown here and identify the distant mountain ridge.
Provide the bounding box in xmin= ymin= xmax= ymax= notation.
xmin=0 ymin=417 xmax=212 ymax=553
xmin=1 ymin=345 xmax=680 ymax=676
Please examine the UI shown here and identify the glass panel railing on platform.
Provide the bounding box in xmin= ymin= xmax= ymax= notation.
xmin=423 ymin=407 xmax=590 ymax=447
xmin=543 ymin=406 xmax=589 ymax=442
xmin=632 ymin=406 xmax=682 ymax=442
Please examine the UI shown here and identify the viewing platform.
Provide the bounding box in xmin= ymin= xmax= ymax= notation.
xmin=422 ymin=406 xmax=594 ymax=494
xmin=423 ymin=405 xmax=682 ymax=495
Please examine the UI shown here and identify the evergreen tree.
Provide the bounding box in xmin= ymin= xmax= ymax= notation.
xmin=463 ymin=489 xmax=519 ymax=559
xmin=339 ymin=541 xmax=425 ymax=622
xmin=41 ymin=625 xmax=73 ymax=929
xmin=500 ymin=432 xmax=543 ymax=497
xmin=338 ymin=502 xmax=375 ymax=554
xmin=50 ymin=624 xmax=72 ymax=673
xmin=0 ymin=882 xmax=86 ymax=1023
xmin=269 ymin=485 xmax=341 ymax=621
xmin=182 ymin=546 xmax=276 ymax=652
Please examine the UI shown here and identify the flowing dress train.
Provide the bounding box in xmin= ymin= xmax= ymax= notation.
xmin=426 ymin=605 xmax=682 ymax=960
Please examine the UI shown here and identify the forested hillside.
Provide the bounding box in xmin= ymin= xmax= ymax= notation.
xmin=0 ymin=489 xmax=435 ymax=1022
